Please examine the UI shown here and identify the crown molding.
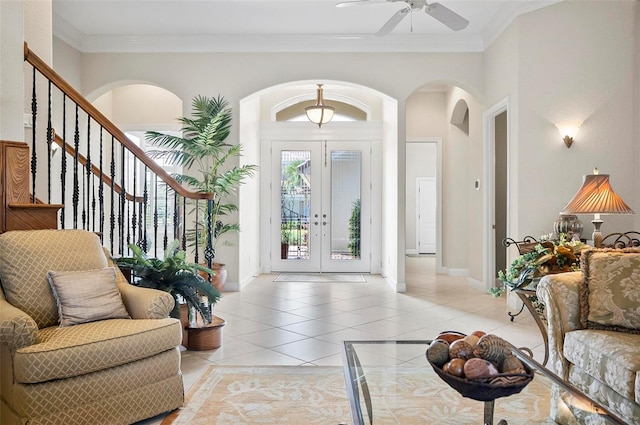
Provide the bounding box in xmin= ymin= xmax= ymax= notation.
xmin=55 ymin=32 xmax=487 ymax=54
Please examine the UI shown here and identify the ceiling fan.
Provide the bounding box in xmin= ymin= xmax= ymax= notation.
xmin=336 ymin=0 xmax=469 ymax=36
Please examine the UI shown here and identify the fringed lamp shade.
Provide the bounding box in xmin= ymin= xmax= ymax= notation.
xmin=561 ymin=171 xmax=634 ymax=247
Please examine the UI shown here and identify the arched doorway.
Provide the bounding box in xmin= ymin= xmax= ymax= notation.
xmin=239 ymin=81 xmax=397 ymax=278
xmin=405 ymin=83 xmax=484 ymax=286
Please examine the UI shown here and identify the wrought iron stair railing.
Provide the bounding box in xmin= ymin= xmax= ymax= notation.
xmin=22 ymin=42 xmax=216 ymax=268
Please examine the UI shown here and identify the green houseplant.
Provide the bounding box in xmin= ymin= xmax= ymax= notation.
xmin=348 ymin=199 xmax=361 ymax=258
xmin=491 ymin=234 xmax=584 ymax=300
xmin=145 ymin=95 xmax=258 ymax=278
xmin=115 ymin=240 xmax=221 ymax=325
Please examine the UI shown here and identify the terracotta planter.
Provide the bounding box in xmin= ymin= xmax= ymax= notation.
xmin=199 ymin=262 xmax=227 ymax=292
xmin=211 ymin=263 xmax=227 ymax=291
xmin=179 ymin=304 xmax=189 ymax=347
xmin=185 ymin=315 xmax=226 ymax=351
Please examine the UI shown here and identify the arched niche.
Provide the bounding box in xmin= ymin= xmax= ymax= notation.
xmin=450 ymin=98 xmax=469 ymax=135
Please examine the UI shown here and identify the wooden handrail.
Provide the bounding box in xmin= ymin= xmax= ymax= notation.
xmin=53 ymin=133 xmax=143 ymax=203
xmin=24 ymin=42 xmax=213 ymax=201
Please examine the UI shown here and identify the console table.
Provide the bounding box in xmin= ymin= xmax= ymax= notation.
xmin=509 ymin=287 xmax=549 ymax=366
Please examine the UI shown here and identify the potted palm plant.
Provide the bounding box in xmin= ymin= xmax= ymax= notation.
xmin=145 ymin=95 xmax=257 ymax=290
xmin=115 ymin=241 xmax=224 ymax=350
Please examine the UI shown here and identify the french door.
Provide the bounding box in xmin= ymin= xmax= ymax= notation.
xmin=271 ymin=141 xmax=371 ymax=273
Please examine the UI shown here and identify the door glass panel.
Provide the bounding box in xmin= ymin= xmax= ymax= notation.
xmin=280 ymin=151 xmax=311 ymax=260
xmin=330 ymin=150 xmax=361 ymax=260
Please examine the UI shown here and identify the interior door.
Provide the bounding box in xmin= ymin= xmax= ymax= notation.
xmin=418 ymin=177 xmax=436 ymax=254
xmin=271 ymin=141 xmax=370 ymax=273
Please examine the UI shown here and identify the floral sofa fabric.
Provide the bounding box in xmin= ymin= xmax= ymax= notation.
xmin=538 ymin=266 xmax=640 ymax=424
xmin=0 ymin=229 xmax=184 ymax=425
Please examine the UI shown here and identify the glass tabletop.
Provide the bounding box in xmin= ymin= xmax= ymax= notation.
xmin=341 ymin=340 xmax=626 ymax=425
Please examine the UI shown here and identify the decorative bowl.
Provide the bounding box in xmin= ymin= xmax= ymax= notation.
xmin=426 ymin=335 xmax=534 ymax=402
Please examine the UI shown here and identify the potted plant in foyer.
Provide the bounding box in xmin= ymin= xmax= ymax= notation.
xmin=115 ymin=240 xmax=224 ymax=350
xmin=145 ymin=95 xmax=258 ymax=290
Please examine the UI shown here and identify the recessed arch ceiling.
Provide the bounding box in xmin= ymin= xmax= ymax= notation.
xmin=52 ymin=0 xmax=560 ymax=53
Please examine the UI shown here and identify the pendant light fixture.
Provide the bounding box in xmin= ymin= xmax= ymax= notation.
xmin=305 ymin=84 xmax=335 ymax=128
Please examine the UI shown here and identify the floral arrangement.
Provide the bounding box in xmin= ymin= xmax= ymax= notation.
xmin=491 ymin=234 xmax=584 ymax=297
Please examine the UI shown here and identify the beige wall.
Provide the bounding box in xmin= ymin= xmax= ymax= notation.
xmin=109 ymin=85 xmax=182 ymax=130
xmin=0 ymin=0 xmax=24 ymax=140
xmin=444 ymin=87 xmax=483 ymax=278
xmin=515 ymin=0 xmax=636 ymax=239
xmin=53 ymin=37 xmax=84 ymax=92
xmin=635 ymin=2 xmax=640 ymax=232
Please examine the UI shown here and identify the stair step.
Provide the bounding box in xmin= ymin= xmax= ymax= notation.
xmin=6 ymin=203 xmax=63 ymax=232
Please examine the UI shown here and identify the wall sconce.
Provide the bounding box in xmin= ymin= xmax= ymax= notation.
xmin=305 ymin=84 xmax=335 ymax=128
xmin=556 ymin=123 xmax=580 ymax=148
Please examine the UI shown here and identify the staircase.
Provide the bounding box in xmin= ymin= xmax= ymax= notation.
xmin=0 ymin=43 xmax=216 ymax=267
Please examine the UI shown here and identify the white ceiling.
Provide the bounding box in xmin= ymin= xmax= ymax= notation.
xmin=52 ymin=0 xmax=559 ymax=53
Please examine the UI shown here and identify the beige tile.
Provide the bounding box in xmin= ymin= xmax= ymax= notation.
xmin=137 ymin=256 xmax=544 ymax=424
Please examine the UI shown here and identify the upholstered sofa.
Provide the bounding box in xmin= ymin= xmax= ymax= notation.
xmin=537 ymin=248 xmax=640 ymax=424
xmin=0 ymin=229 xmax=184 ymax=424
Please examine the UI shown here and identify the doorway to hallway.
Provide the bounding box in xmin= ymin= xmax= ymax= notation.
xmin=270 ymin=141 xmax=371 ymax=273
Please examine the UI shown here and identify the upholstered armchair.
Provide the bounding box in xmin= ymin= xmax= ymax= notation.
xmin=537 ymin=248 xmax=640 ymax=424
xmin=0 ymin=229 xmax=184 ymax=425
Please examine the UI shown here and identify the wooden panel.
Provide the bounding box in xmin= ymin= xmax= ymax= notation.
xmin=6 ymin=204 xmax=62 ymax=231
xmin=3 ymin=142 xmax=31 ymax=204
xmin=1 ymin=141 xmax=31 ymax=233
xmin=1 ymin=141 xmax=62 ymax=233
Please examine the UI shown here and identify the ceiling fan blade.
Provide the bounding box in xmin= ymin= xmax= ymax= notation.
xmin=375 ymin=7 xmax=410 ymax=37
xmin=336 ymin=0 xmax=387 ymax=8
xmin=424 ymin=2 xmax=469 ymax=31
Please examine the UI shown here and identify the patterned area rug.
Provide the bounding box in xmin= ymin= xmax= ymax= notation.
xmin=161 ymin=366 xmax=554 ymax=424
xmin=273 ymin=273 xmax=366 ymax=283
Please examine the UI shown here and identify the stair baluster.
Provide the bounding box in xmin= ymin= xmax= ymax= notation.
xmin=73 ymin=105 xmax=80 ymax=228
xmin=30 ymin=67 xmax=37 ymax=203
xmin=153 ymin=173 xmax=159 ymax=257
xmin=110 ymin=135 xmax=116 ymax=252
xmin=46 ymin=80 xmax=53 ymax=204
xmin=60 ymin=95 xmax=67 ymax=228
xmin=98 ymin=128 xmax=104 ymax=238
xmin=84 ymin=115 xmax=90 ymax=230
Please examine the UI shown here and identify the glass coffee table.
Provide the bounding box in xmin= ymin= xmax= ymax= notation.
xmin=342 ymin=340 xmax=627 ymax=425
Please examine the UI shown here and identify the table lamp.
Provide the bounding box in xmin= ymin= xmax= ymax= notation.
xmin=561 ymin=168 xmax=634 ymax=247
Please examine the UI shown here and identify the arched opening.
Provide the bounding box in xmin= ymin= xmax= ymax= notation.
xmin=405 ymin=83 xmax=483 ymax=288
xmin=91 ymin=84 xmax=184 ymax=257
xmin=239 ymin=80 xmax=400 ymax=290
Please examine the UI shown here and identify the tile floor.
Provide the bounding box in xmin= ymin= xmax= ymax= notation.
xmin=139 ymin=255 xmax=544 ymax=424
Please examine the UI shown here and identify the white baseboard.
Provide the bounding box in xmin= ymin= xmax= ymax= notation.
xmin=443 ymin=267 xmax=469 ymax=277
xmin=466 ymin=276 xmax=485 ymax=291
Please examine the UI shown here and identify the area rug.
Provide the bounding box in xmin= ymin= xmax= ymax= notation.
xmin=161 ymin=366 xmax=350 ymax=424
xmin=161 ymin=366 xmax=554 ymax=424
xmin=273 ymin=273 xmax=366 ymax=283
